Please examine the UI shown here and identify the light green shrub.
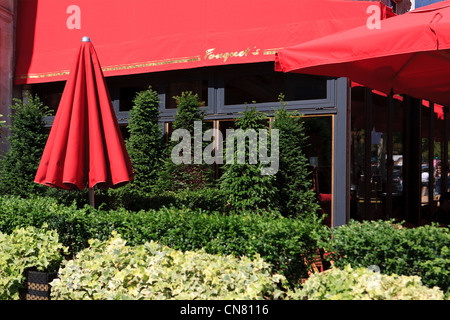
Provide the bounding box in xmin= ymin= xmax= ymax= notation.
xmin=0 ymin=225 xmax=68 ymax=299
xmin=288 ymin=265 xmax=444 ymax=300
xmin=50 ymin=232 xmax=286 ymax=300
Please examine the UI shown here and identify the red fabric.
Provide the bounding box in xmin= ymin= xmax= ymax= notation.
xmin=318 ymin=193 xmax=332 ymax=203
xmin=275 ymin=1 xmax=450 ymax=107
xmin=34 ymin=40 xmax=134 ymax=190
xmin=15 ymin=0 xmax=392 ymax=84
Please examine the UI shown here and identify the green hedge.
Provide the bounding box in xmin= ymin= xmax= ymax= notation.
xmin=1 ymin=196 xmax=449 ymax=299
xmin=103 ymin=187 xmax=228 ymax=212
xmin=320 ymin=220 xmax=450 ymax=296
xmin=3 ymin=196 xmax=448 ymax=295
xmin=0 ymin=195 xmax=326 ymax=285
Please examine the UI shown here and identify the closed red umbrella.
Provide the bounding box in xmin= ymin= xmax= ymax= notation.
xmin=275 ymin=1 xmax=450 ymax=107
xmin=35 ymin=37 xmax=134 ymax=204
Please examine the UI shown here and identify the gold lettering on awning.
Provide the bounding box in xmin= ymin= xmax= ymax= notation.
xmin=204 ymin=47 xmax=261 ymax=62
xmin=16 ymin=47 xmax=283 ymax=82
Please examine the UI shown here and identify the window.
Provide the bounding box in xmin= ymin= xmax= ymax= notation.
xmin=32 ymin=81 xmax=65 ymax=114
xmin=165 ymin=80 xmax=208 ymax=109
xmin=224 ymin=71 xmax=327 ymax=105
xmin=118 ymin=86 xmax=149 ymax=111
xmin=217 ymin=63 xmax=333 ymax=114
xmin=31 ymin=62 xmax=335 ymax=126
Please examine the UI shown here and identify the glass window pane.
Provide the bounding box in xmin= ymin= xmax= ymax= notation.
xmin=32 ymin=81 xmax=65 ymax=114
xmin=421 ymin=103 xmax=431 ymax=208
xmin=119 ymin=86 xmax=151 ymax=111
xmin=166 ymin=80 xmax=208 ymax=109
xmin=350 ymin=87 xmax=406 ymax=222
xmin=224 ymin=73 xmax=327 ymax=105
xmin=301 ymin=115 xmax=332 ymax=227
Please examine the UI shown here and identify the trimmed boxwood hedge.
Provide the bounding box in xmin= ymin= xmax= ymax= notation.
xmin=2 ymin=196 xmax=448 ymax=294
xmin=319 ymin=220 xmax=450 ymax=297
xmin=0 ymin=195 xmax=326 ymax=286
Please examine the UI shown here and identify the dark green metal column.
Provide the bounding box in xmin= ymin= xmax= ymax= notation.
xmin=403 ymin=96 xmax=422 ymax=225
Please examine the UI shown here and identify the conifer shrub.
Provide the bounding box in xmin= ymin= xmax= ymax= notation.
xmin=158 ymin=91 xmax=213 ymax=191
xmin=106 ymin=86 xmax=164 ymax=209
xmin=219 ymin=106 xmax=277 ymax=212
xmin=125 ymin=86 xmax=164 ymax=194
xmin=0 ymin=94 xmax=51 ymax=197
xmin=272 ymin=97 xmax=319 ymax=217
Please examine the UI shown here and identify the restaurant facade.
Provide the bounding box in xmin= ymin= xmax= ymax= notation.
xmin=1 ymin=0 xmax=448 ymax=227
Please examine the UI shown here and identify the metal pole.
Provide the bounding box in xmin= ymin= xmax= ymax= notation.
xmin=364 ymin=88 xmax=373 ymax=220
xmin=429 ymin=102 xmax=435 ymax=211
xmin=443 ymin=106 xmax=449 ymax=195
xmin=89 ymin=187 xmax=95 ymax=207
xmin=386 ymin=92 xmax=394 ymax=219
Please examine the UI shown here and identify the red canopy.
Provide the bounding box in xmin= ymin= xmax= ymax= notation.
xmin=34 ymin=38 xmax=134 ymax=191
xmin=15 ymin=0 xmax=393 ymax=84
xmin=275 ymin=1 xmax=450 ymax=107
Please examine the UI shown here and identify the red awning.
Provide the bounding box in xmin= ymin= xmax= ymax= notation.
xmin=15 ymin=0 xmax=393 ymax=84
xmin=275 ymin=1 xmax=450 ymax=106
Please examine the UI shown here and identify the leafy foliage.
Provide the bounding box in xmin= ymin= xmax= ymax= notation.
xmin=50 ymin=232 xmax=286 ymax=300
xmin=0 ymin=94 xmax=51 ymax=197
xmin=0 ymin=195 xmax=326 ymax=285
xmin=0 ymin=113 xmax=6 ymax=142
xmin=165 ymin=187 xmax=227 ymax=212
xmin=272 ymin=97 xmax=319 ymax=217
xmin=319 ymin=220 xmax=450 ymax=296
xmin=0 ymin=196 xmax=448 ymax=299
xmin=289 ymin=264 xmax=444 ymax=300
xmin=0 ymin=225 xmax=68 ymax=299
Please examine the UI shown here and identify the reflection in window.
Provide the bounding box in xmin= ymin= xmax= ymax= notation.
xmin=165 ymin=80 xmax=208 ymax=109
xmin=119 ymin=86 xmax=150 ymax=111
xmin=119 ymin=125 xmax=130 ymax=141
xmin=224 ymin=73 xmax=327 ymax=105
xmin=302 ymin=116 xmax=332 ymax=194
xmin=32 ymin=81 xmax=65 ymax=114
xmin=350 ymin=86 xmax=406 ymax=222
xmin=301 ymin=116 xmax=332 ymax=227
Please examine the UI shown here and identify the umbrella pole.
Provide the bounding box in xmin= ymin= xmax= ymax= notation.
xmin=89 ymin=187 xmax=95 ymax=207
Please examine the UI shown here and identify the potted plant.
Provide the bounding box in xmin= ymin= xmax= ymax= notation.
xmin=0 ymin=224 xmax=68 ymax=300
